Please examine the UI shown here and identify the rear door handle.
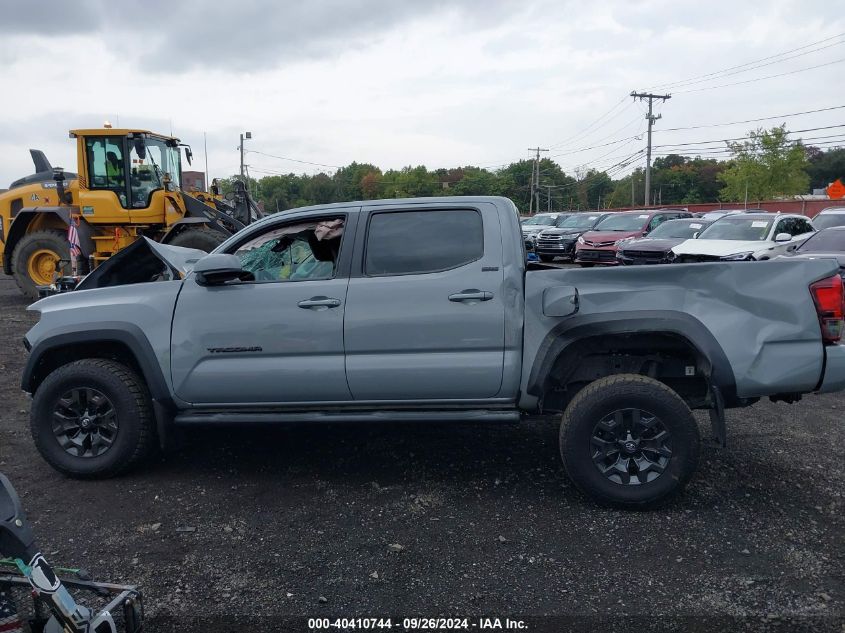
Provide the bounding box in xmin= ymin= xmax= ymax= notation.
xmin=298 ymin=296 xmax=342 ymax=310
xmin=448 ymin=289 xmax=494 ymax=303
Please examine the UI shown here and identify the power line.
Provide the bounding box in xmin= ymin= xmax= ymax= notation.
xmin=650 ymin=31 xmax=845 ymax=89
xmin=658 ymin=104 xmax=845 ymax=132
xmin=673 ymin=57 xmax=845 ymax=94
xmin=547 ymin=95 xmax=631 ymax=149
xmin=655 ymin=38 xmax=845 ymax=90
xmin=652 ymin=123 xmax=845 ymax=149
xmin=246 ymin=149 xmax=341 ymax=170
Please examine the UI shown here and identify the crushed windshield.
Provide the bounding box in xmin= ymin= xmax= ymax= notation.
xmin=523 ymin=215 xmax=558 ymax=226
xmin=558 ymin=214 xmax=601 ymax=229
xmin=698 ymin=218 xmax=772 ymax=241
xmin=648 ymin=220 xmax=706 ymax=239
xmin=594 ymin=213 xmax=649 ymax=231
xmin=797 ymin=230 xmax=845 ymax=252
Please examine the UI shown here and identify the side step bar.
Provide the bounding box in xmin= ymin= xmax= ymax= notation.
xmin=174 ymin=409 xmax=521 ymax=426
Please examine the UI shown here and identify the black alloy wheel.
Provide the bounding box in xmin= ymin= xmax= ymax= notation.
xmin=590 ymin=408 xmax=672 ymax=485
xmin=51 ymin=387 xmax=118 ymax=458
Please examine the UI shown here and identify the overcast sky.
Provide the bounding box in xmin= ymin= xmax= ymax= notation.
xmin=0 ymin=0 xmax=843 ymax=187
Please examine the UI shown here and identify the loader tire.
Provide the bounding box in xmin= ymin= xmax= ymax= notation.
xmin=168 ymin=228 xmax=228 ymax=253
xmin=559 ymin=374 xmax=700 ymax=510
xmin=30 ymin=359 xmax=157 ymax=479
xmin=11 ymin=230 xmax=71 ymax=300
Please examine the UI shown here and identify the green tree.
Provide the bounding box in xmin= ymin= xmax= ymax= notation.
xmin=718 ymin=125 xmax=810 ymax=201
xmin=806 ymin=147 xmax=845 ymax=190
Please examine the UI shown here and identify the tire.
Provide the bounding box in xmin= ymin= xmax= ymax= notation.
xmin=539 ymin=255 xmax=556 ymax=263
xmin=168 ymin=228 xmax=228 ymax=252
xmin=578 ymin=262 xmax=595 ymax=268
xmin=30 ymin=359 xmax=157 ymax=479
xmin=11 ymin=230 xmax=71 ymax=300
xmin=559 ymin=374 xmax=700 ymax=510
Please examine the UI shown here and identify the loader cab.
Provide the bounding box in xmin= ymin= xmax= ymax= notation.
xmin=73 ymin=128 xmax=184 ymax=224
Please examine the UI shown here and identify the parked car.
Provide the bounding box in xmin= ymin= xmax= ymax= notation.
xmin=534 ymin=212 xmax=612 ymax=262
xmin=777 ymin=226 xmax=845 ymax=275
xmin=673 ymin=213 xmax=815 ymax=262
xmin=700 ymin=209 xmax=747 ymax=221
xmin=22 ymin=197 xmax=845 ymax=509
xmin=574 ymin=209 xmax=692 ymax=266
xmin=616 ymin=218 xmax=714 ymax=265
xmin=521 ymin=212 xmax=571 ymax=245
xmin=811 ymin=207 xmax=845 ymax=230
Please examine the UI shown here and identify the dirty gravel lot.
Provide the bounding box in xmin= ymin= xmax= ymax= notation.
xmin=0 ymin=276 xmax=842 ymax=632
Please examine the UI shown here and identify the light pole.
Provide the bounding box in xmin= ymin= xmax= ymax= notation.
xmin=239 ymin=131 xmax=252 ymax=179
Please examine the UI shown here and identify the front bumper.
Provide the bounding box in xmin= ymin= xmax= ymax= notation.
xmin=817 ymin=343 xmax=845 ymax=393
xmin=536 ymin=238 xmax=577 ymax=257
xmin=574 ymin=247 xmax=619 ymax=264
xmin=617 ymin=250 xmax=672 ymax=265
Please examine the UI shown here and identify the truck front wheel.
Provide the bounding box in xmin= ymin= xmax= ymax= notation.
xmin=168 ymin=228 xmax=228 ymax=252
xmin=30 ymin=359 xmax=157 ymax=478
xmin=559 ymin=374 xmax=700 ymax=509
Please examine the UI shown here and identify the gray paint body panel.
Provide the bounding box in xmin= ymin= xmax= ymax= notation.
xmin=521 ymin=259 xmax=837 ymax=405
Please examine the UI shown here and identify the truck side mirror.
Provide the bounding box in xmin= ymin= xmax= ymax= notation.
xmin=0 ymin=473 xmax=36 ymax=560
xmin=193 ymin=254 xmax=252 ymax=286
xmin=184 ymin=146 xmax=193 ymax=165
xmin=775 ymin=232 xmax=792 ymax=243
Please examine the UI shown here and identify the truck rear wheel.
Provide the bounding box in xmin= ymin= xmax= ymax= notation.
xmin=30 ymin=359 xmax=157 ymax=479
xmin=168 ymin=228 xmax=228 ymax=253
xmin=559 ymin=374 xmax=700 ymax=509
xmin=11 ymin=230 xmax=70 ymax=300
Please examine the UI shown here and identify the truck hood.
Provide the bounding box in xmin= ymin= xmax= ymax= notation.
xmin=618 ymin=237 xmax=684 ymax=252
xmin=672 ymin=239 xmax=769 ymax=257
xmin=74 ymin=237 xmax=206 ymax=291
xmin=581 ymin=230 xmax=641 ymax=245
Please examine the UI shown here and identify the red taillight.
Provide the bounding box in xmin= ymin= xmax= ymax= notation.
xmin=810 ymin=275 xmax=845 ymax=344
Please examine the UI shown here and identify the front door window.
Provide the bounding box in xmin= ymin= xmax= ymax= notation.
xmin=85 ymin=137 xmax=128 ymax=207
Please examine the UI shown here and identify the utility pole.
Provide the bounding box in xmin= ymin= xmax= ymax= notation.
xmin=203 ymin=132 xmax=209 ymax=192
xmin=239 ymin=131 xmax=252 ymax=179
xmin=546 ymin=185 xmax=553 ymax=212
xmin=631 ymin=174 xmax=635 ymax=207
xmin=527 ymin=147 xmax=549 ymax=214
xmin=630 ymin=91 xmax=670 ymax=206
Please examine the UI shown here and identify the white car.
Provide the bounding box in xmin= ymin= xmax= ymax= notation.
xmin=672 ymin=213 xmax=815 ymax=262
xmin=811 ymin=207 xmax=845 ymax=230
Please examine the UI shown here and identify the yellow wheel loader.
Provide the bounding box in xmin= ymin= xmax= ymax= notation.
xmin=0 ymin=127 xmax=262 ymax=299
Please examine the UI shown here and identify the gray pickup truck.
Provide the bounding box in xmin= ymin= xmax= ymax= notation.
xmin=21 ymin=196 xmax=845 ymax=508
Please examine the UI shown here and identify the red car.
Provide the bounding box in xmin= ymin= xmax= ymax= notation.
xmin=574 ymin=209 xmax=692 ymax=266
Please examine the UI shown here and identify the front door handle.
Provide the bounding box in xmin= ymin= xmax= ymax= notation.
xmin=448 ymin=289 xmax=494 ymax=303
xmin=297 ymin=296 xmax=342 ymax=310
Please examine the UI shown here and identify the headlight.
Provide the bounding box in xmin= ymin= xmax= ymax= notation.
xmin=577 ymin=236 xmax=585 ymax=245
xmin=720 ymin=251 xmax=754 ymax=261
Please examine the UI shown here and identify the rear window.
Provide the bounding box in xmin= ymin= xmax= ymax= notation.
xmin=366 ymin=209 xmax=483 ymax=276
xmin=813 ymin=214 xmax=845 ymax=230
xmin=797 ymin=229 xmax=845 ymax=252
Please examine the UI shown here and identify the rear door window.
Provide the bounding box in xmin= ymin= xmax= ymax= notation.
xmin=365 ymin=209 xmax=483 ymax=276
